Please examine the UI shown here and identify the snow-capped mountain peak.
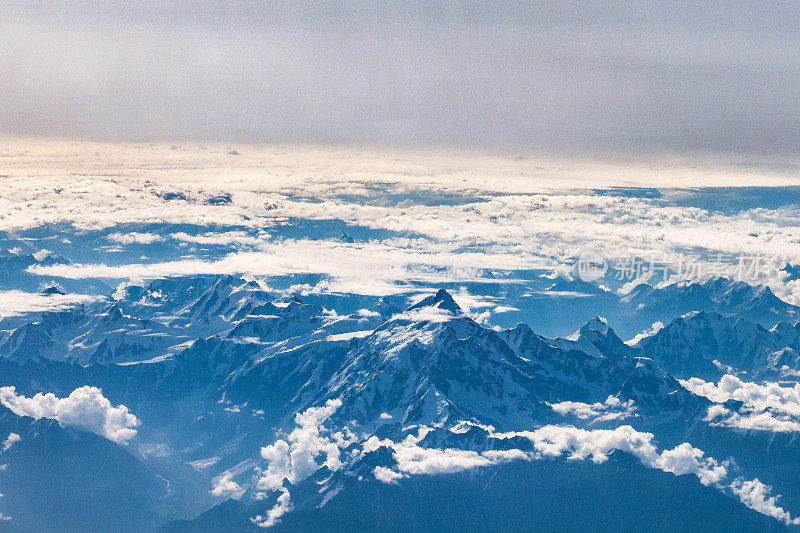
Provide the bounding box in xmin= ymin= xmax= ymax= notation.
xmin=406 ymin=289 xmax=464 ymax=316
xmin=567 ymin=316 xmax=610 ymax=340
xmin=552 ymin=316 xmax=630 ymax=359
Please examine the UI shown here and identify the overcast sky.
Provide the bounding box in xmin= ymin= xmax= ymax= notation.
xmin=1 ymin=1 xmax=798 ymax=153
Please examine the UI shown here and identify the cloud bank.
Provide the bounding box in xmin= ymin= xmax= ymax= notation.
xmin=0 ymin=291 xmax=101 ymax=319
xmin=549 ymin=395 xmax=638 ymax=423
xmin=0 ymin=386 xmax=140 ymax=444
xmin=681 ymin=375 xmax=800 ymax=433
xmin=7 ymin=138 xmax=800 ymax=304
xmin=248 ymin=402 xmax=799 ymax=527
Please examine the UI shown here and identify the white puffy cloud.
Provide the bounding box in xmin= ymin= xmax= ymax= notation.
xmin=386 ymin=440 xmax=531 ymax=478
xmin=681 ymin=375 xmax=800 ymax=432
xmin=373 ymin=466 xmax=404 ymax=484
xmin=491 ymin=424 xmax=799 ymax=517
xmin=257 ymin=439 xmax=291 ymax=493
xmin=731 ymin=478 xmax=800 ymax=526
xmin=655 ymin=442 xmax=728 ymax=486
xmin=251 ymin=488 xmax=292 ymax=529
xmin=107 ymin=232 xmax=165 ymax=244
xmin=393 ymin=444 xmax=495 ymax=475
xmin=253 ymin=399 xmax=348 ymax=527
xmin=31 ymin=249 xmax=52 ymax=261
xmin=1 ymin=433 xmax=20 ymax=453
xmin=549 ymin=396 xmax=638 ymax=423
xmin=253 ymin=404 xmax=526 ymax=526
xmin=0 ymin=386 xmax=139 ymax=445
xmin=244 ymin=399 xmax=797 ymax=527
xmin=506 ymin=424 xmax=726 ymax=486
xmin=210 ymin=472 xmax=246 ymax=500
xmin=364 ymin=422 xmax=771 ymax=517
xmin=705 ymin=404 xmax=731 ymax=420
xmin=518 ymin=424 xmax=655 ymax=463
xmin=362 ymin=422 xmax=729 ymax=490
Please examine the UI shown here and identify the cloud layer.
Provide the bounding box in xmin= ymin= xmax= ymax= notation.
xmin=7 ymin=139 xmax=800 ymax=304
xmin=0 ymin=290 xmax=101 ymax=319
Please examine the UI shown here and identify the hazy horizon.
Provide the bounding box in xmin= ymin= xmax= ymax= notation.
xmin=2 ymin=1 xmax=799 ymax=154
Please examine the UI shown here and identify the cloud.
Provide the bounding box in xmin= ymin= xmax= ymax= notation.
xmin=188 ymin=456 xmax=221 ymax=471
xmin=26 ymin=240 xmax=547 ymax=296
xmin=254 ymin=399 xmax=351 ymax=527
xmin=31 ymin=249 xmax=52 ymax=261
xmin=0 ymin=290 xmax=101 ymax=319
xmin=392 ymin=443 xmax=496 ymax=475
xmin=549 ymin=395 xmax=638 ymax=423
xmin=253 ymin=403 xmax=526 ymax=525
xmin=391 ymin=307 xmax=458 ymax=323
xmin=486 ymin=423 xmax=800 ymax=520
xmin=507 ymin=424 xmax=727 ymax=486
xmin=362 ymin=422 xmax=728 ymax=488
xmin=251 ymin=488 xmax=292 ymax=529
xmin=257 ymin=439 xmax=291 ymax=493
xmin=210 ymin=472 xmax=246 ymax=500
xmin=627 ymin=321 xmax=664 ymax=345
xmin=246 ymin=399 xmax=797 ymax=527
xmin=655 ymin=442 xmax=727 ymax=486
xmin=0 ymin=386 xmax=139 ymax=444
xmin=107 ymin=232 xmax=165 ymax=244
xmin=731 ymin=478 xmax=800 ymax=526
xmin=170 ymin=231 xmax=269 ymax=247
xmin=6 ymin=143 xmax=800 ymax=307
xmin=7 ymin=138 xmax=800 ymax=307
xmin=1 ymin=433 xmax=20 ymax=453
xmin=367 ymin=422 xmax=778 ymax=518
xmin=373 ymin=466 xmax=404 ymax=484
xmin=681 ymin=375 xmax=800 ymax=432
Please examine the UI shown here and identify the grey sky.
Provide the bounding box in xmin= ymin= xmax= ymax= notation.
xmin=1 ymin=1 xmax=798 ymax=153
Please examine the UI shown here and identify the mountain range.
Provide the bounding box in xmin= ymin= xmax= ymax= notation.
xmin=1 ymin=271 xmax=800 ymax=531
